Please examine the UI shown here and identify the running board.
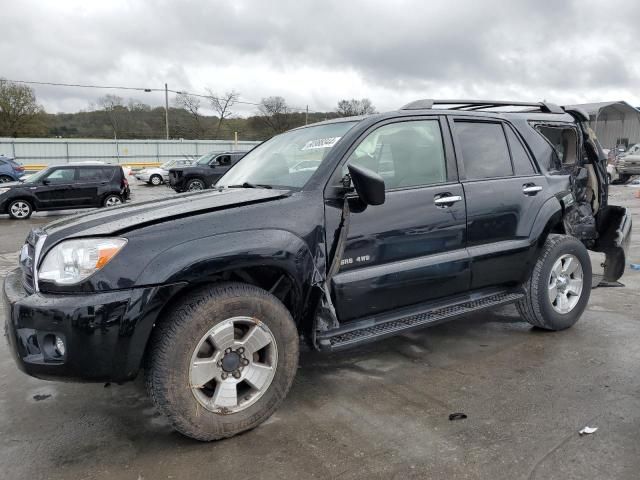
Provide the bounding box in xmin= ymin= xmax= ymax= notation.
xmin=317 ymin=289 xmax=524 ymax=351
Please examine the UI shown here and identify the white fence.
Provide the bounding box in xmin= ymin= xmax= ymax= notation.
xmin=0 ymin=138 xmax=261 ymax=166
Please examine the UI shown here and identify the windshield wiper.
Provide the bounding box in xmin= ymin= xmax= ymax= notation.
xmin=227 ymin=182 xmax=272 ymax=189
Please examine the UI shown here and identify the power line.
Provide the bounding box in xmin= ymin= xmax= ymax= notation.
xmin=4 ymin=78 xmax=313 ymax=112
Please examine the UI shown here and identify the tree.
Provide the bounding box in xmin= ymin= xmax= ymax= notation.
xmin=97 ymin=94 xmax=126 ymax=139
xmin=175 ymin=92 xmax=206 ymax=138
xmin=336 ymin=98 xmax=377 ymax=117
xmin=257 ymin=96 xmax=293 ymax=134
xmin=0 ymin=79 xmax=46 ymax=137
xmin=207 ymin=90 xmax=239 ymax=138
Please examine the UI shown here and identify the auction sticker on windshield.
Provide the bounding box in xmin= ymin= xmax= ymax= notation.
xmin=302 ymin=137 xmax=341 ymax=150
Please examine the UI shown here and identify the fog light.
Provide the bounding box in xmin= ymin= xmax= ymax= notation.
xmin=55 ymin=336 xmax=66 ymax=357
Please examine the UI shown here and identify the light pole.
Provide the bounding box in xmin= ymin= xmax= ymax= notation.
xmin=165 ymin=83 xmax=170 ymax=140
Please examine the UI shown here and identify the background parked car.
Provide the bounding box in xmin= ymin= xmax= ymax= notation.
xmin=135 ymin=159 xmax=193 ymax=185
xmin=168 ymin=151 xmax=246 ymax=192
xmin=0 ymin=164 xmax=130 ymax=219
xmin=0 ymin=156 xmax=26 ymax=183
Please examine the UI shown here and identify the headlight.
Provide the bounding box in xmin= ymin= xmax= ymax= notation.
xmin=0 ymin=188 xmax=9 ymax=195
xmin=38 ymin=238 xmax=127 ymax=285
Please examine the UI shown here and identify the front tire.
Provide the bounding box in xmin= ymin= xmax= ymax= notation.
xmin=8 ymin=199 xmax=33 ymax=219
xmin=517 ymin=234 xmax=592 ymax=330
xmin=0 ymin=175 xmax=13 ymax=183
xmin=150 ymin=174 xmax=162 ymax=186
xmin=145 ymin=282 xmax=299 ymax=441
xmin=186 ymin=178 xmax=206 ymax=191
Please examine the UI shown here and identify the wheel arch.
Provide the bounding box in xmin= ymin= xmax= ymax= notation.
xmin=136 ymin=229 xmax=321 ymax=327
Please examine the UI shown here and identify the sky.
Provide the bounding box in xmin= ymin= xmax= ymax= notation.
xmin=1 ymin=0 xmax=639 ymax=116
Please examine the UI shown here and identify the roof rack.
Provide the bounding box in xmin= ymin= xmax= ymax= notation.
xmin=400 ymin=99 xmax=565 ymax=114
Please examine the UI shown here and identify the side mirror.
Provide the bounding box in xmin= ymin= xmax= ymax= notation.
xmin=347 ymin=163 xmax=385 ymax=206
xmin=42 ymin=179 xmax=50 ymax=186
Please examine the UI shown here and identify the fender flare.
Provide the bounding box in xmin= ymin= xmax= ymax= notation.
xmin=136 ymin=229 xmax=322 ymax=317
xmin=529 ymin=196 xmax=563 ymax=245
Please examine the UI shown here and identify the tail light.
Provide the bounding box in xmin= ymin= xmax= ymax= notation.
xmin=16 ymin=165 xmax=25 ymax=172
xmin=122 ymin=177 xmax=129 ymax=188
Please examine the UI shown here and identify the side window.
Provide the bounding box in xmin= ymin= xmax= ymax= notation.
xmin=44 ymin=168 xmax=75 ymax=184
xmin=216 ymin=155 xmax=231 ymax=166
xmin=346 ymin=120 xmax=447 ymax=189
xmin=455 ymin=121 xmax=512 ymax=179
xmin=77 ymin=167 xmax=108 ymax=181
xmin=505 ymin=126 xmax=536 ymax=175
xmin=536 ymin=126 xmax=578 ymax=166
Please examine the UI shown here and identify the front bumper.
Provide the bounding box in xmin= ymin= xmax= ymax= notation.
xmin=3 ymin=268 xmax=185 ymax=382
xmin=135 ymin=173 xmax=151 ymax=182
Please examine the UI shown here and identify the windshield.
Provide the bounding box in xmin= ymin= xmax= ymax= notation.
xmin=218 ymin=121 xmax=358 ymax=189
xmin=160 ymin=159 xmax=177 ymax=169
xmin=196 ymin=153 xmax=216 ymax=165
xmin=25 ymin=167 xmax=52 ymax=183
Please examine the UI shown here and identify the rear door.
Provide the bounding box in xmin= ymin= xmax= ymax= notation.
xmin=74 ymin=167 xmax=109 ymax=206
xmin=329 ymin=117 xmax=470 ymax=322
xmin=450 ymin=118 xmax=549 ymax=288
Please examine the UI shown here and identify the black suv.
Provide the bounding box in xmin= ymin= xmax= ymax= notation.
xmin=0 ymin=163 xmax=130 ymax=219
xmin=168 ymin=151 xmax=246 ymax=192
xmin=3 ymin=100 xmax=631 ymax=441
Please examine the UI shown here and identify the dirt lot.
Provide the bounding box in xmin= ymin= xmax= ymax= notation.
xmin=1 ymin=181 xmax=639 ymax=480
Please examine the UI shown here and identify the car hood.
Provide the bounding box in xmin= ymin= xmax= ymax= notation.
xmin=41 ymin=188 xmax=290 ymax=240
xmin=0 ymin=181 xmax=23 ymax=188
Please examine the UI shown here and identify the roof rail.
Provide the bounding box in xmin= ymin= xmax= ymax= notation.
xmin=400 ymin=99 xmax=565 ymax=114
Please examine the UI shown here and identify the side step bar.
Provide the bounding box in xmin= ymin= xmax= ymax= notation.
xmin=317 ymin=289 xmax=524 ymax=351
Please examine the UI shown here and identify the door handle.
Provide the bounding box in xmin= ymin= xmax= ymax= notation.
xmin=522 ymin=184 xmax=543 ymax=195
xmin=434 ymin=194 xmax=463 ymax=206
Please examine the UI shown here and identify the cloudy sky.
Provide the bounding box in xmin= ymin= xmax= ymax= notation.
xmin=2 ymin=0 xmax=639 ymax=116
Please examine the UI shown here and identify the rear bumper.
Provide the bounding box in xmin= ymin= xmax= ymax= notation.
xmin=3 ymin=268 xmax=185 ymax=382
xmin=595 ymin=205 xmax=632 ymax=282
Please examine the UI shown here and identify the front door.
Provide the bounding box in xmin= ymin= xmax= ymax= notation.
xmin=329 ymin=118 xmax=470 ymax=322
xmin=33 ymin=167 xmax=78 ymax=210
xmin=450 ymin=119 xmax=550 ymax=289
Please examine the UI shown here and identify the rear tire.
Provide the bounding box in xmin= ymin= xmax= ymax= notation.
xmin=186 ymin=178 xmax=206 ymax=191
xmin=0 ymin=175 xmax=13 ymax=183
xmin=8 ymin=199 xmax=33 ymax=219
xmin=103 ymin=194 xmax=123 ymax=207
xmin=145 ymin=282 xmax=299 ymax=441
xmin=150 ymin=174 xmax=162 ymax=186
xmin=517 ymin=234 xmax=591 ymax=330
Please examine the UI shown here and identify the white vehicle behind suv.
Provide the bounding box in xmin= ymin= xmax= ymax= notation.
xmin=135 ymin=159 xmax=193 ymax=185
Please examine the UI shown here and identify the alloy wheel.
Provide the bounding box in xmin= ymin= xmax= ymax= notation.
xmin=189 ymin=316 xmax=278 ymax=414
xmin=548 ymin=254 xmax=584 ymax=314
xmin=188 ymin=180 xmax=205 ymax=191
xmin=10 ymin=201 xmax=31 ymax=218
xmin=105 ymin=196 xmax=122 ymax=207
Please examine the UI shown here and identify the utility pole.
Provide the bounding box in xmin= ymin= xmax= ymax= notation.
xmin=305 ymin=105 xmax=309 ymax=125
xmin=164 ymin=83 xmax=170 ymax=140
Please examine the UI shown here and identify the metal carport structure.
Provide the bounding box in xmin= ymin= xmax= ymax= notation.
xmin=565 ymin=101 xmax=640 ymax=150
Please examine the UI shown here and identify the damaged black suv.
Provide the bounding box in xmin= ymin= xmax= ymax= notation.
xmin=3 ymin=100 xmax=631 ymax=441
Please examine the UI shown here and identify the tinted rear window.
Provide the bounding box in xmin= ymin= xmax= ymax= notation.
xmin=455 ymin=121 xmax=513 ymax=179
xmin=77 ymin=167 xmax=114 ymax=181
xmin=505 ymin=126 xmax=536 ymax=175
